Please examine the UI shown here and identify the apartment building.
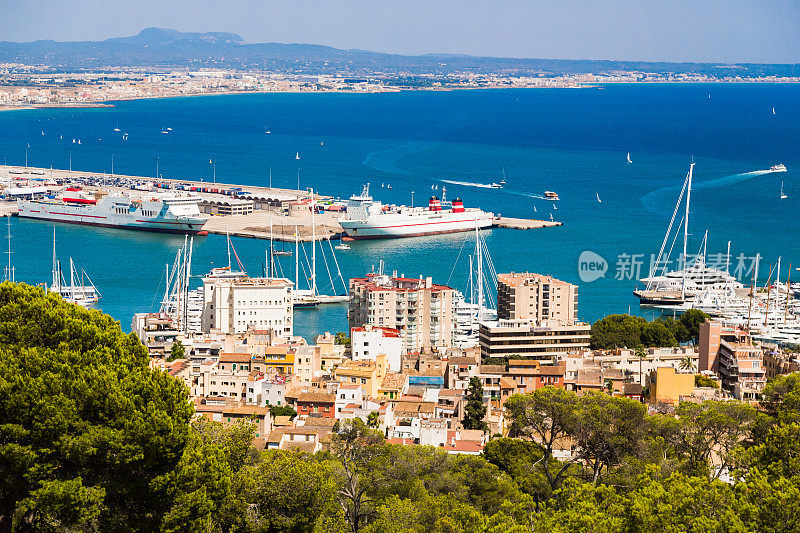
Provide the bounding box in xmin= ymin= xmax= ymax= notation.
xmin=352 ymin=325 xmax=403 ymax=372
xmin=718 ymin=339 xmax=766 ymax=401
xmin=496 ymin=272 xmax=579 ymax=325
xmin=349 ymin=272 xmax=456 ymax=353
xmin=334 ymin=355 xmax=388 ymax=398
xmin=479 ymin=319 xmax=591 ymax=361
xmin=202 ymin=274 xmax=294 ymax=339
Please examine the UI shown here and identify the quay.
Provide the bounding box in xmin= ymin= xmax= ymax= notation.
xmin=493 ymin=216 xmax=562 ymax=229
xmin=0 ymin=165 xmax=564 ymax=239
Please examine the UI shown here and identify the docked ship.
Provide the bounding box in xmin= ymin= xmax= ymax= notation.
xmin=18 ymin=188 xmax=209 ymax=234
xmin=339 ymin=184 xmax=494 ymax=239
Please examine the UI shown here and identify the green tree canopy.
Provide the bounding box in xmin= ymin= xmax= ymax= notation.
xmin=462 ymin=377 xmax=488 ymax=431
xmin=0 ymin=282 xmax=193 ymax=532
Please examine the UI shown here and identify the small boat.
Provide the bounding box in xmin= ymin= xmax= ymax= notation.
xmin=596 ymin=192 xmax=602 ymax=203
xmin=387 ymin=184 xmax=392 ymax=189
xmin=72 ymin=139 xmax=76 ymax=144
xmin=431 ymin=185 xmax=435 ymax=190
xmin=122 ymin=133 xmax=128 ymax=141
xmin=549 ymin=213 xmax=554 ymax=221
xmin=77 ymin=139 xmax=81 ymax=145
xmin=780 ymin=182 xmax=788 ymax=199
xmin=500 ymin=168 xmax=507 ymax=185
xmin=41 ymin=130 xmax=44 ymax=136
xmin=113 ymin=127 xmax=121 ymax=132
xmin=272 ymin=249 xmax=292 ymax=257
xmin=771 ymin=164 xmax=787 ymax=172
xmin=334 ymin=243 xmax=351 ymax=251
xmin=626 ymin=152 xmax=632 ymax=164
xmin=381 ymin=183 xmax=385 ymax=188
xmin=161 ymin=129 xmax=169 ymax=134
xmin=295 ymin=152 xmax=300 ymax=160
xmin=533 ymin=206 xmax=537 ymax=213
xmin=342 ymin=236 xmax=355 ymax=242
xmin=773 ymin=107 xmax=776 ymax=115
xmin=490 ymin=182 xmax=503 ymax=188
xmin=60 ymin=134 xmax=62 ymax=140
xmin=553 ymin=204 xmax=558 ymax=210
xmin=166 ymin=127 xmax=173 ymax=131
xmin=543 ymin=191 xmax=560 ymax=201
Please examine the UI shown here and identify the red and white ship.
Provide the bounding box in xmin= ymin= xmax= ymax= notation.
xmin=339 ymin=184 xmax=494 ymax=239
xmin=18 ymin=189 xmax=209 ymax=234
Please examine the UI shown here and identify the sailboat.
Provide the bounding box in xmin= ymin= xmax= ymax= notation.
xmin=780 ymin=182 xmax=788 ymax=199
xmin=113 ymin=120 xmax=121 ymax=132
xmin=452 ymin=224 xmax=498 ymax=348
xmin=292 ymin=189 xmax=348 ymax=307
xmin=264 ymin=125 xmax=271 ymax=134
xmin=626 ymin=152 xmax=632 ymax=164
xmin=596 ymin=192 xmax=602 ymax=203
xmin=773 ymin=107 xmax=776 ymax=115
xmin=48 ymin=228 xmax=100 ymax=307
xmin=295 ymin=152 xmax=300 ymax=160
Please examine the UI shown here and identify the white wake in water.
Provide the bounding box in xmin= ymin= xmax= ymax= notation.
xmin=440 ymin=179 xmax=497 ymax=189
xmin=641 ymin=168 xmax=782 ymax=214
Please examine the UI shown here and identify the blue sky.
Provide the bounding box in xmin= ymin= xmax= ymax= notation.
xmin=1 ymin=0 xmax=798 ymax=62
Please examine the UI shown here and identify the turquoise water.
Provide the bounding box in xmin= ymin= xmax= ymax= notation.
xmin=1 ymin=84 xmax=798 ymax=340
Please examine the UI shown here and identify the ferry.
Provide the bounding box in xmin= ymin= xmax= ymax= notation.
xmin=18 ymin=189 xmax=209 ymax=234
xmin=339 ymin=184 xmax=494 ymax=239
xmin=771 ymin=164 xmax=787 ymax=172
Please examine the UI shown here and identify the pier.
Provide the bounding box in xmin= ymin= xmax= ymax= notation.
xmin=493 ymin=217 xmax=563 ymax=229
xmin=0 ymin=165 xmax=564 ymax=239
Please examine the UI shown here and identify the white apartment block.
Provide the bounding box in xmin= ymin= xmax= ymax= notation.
xmin=202 ymin=275 xmax=294 ymax=339
xmin=351 ymin=325 xmax=403 ymax=372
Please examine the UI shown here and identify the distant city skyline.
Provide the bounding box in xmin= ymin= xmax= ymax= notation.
xmin=1 ymin=0 xmax=798 ymax=63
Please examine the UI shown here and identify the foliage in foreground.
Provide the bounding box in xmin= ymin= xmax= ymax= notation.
xmin=1 ymin=282 xmax=799 ymax=532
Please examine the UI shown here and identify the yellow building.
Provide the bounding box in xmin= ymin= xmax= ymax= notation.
xmin=650 ymin=367 xmax=694 ymax=404
xmin=334 ymin=354 xmax=387 ymax=398
xmin=252 ymin=346 xmax=296 ymax=375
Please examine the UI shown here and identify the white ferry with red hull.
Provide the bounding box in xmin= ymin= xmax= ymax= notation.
xmin=339 ymin=185 xmax=494 ymax=239
xmin=18 ymin=190 xmax=209 ymax=235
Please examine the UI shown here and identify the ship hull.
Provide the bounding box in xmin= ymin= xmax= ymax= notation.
xmin=18 ymin=200 xmax=208 ymax=235
xmin=340 ymin=214 xmax=494 ymax=239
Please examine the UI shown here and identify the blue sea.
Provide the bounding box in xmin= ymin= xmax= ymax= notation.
xmin=0 ymin=84 xmax=798 ymax=340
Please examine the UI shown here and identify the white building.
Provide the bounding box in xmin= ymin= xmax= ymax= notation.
xmin=351 ymin=325 xmax=403 ymax=373
xmin=202 ymin=275 xmax=294 ymax=339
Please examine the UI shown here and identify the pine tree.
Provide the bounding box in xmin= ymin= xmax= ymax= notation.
xmin=462 ymin=377 xmax=488 ymax=430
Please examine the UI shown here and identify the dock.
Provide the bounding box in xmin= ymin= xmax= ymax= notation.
xmin=0 ymin=165 xmax=564 ymax=240
xmin=493 ymin=217 xmax=562 ymax=229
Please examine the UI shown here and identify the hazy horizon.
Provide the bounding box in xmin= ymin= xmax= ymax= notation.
xmin=1 ymin=0 xmax=799 ymax=64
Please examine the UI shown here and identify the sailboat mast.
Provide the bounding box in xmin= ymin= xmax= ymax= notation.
xmin=476 ymin=222 xmax=483 ymax=322
xmin=295 ymin=226 xmax=299 ymax=290
xmin=52 ymin=227 xmax=57 ymax=289
xmin=785 ymin=262 xmax=792 ymax=324
xmin=185 ymin=236 xmax=193 ymax=334
xmin=311 ymin=189 xmax=316 ymax=295
xmin=269 ymin=219 xmax=273 ymax=277
xmin=69 ymin=258 xmax=75 ymax=300
xmin=681 ymin=162 xmax=694 ymax=298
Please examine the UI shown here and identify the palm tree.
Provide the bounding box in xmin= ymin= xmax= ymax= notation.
xmin=635 ymin=345 xmax=647 ymax=386
xmin=679 ymin=355 xmax=696 ymax=373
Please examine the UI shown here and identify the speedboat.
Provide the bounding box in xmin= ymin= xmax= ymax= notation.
xmin=771 ymin=164 xmax=787 ymax=172
xmin=543 ymin=191 xmax=559 ymax=201
xmin=335 ymin=243 xmax=351 ymax=251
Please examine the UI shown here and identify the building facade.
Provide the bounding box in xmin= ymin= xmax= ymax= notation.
xmin=349 ymin=272 xmax=456 ymax=353
xmin=496 ymin=272 xmax=579 ymax=325
xmin=202 ymin=275 xmax=294 ymax=338
xmin=479 ymin=319 xmax=591 ymax=361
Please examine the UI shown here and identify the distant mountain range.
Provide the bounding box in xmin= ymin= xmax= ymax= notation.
xmin=1 ymin=27 xmax=797 ymax=77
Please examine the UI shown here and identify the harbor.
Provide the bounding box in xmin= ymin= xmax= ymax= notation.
xmin=0 ymin=164 xmax=563 ymax=240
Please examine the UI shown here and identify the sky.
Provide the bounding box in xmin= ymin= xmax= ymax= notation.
xmin=1 ymin=0 xmax=799 ymax=63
